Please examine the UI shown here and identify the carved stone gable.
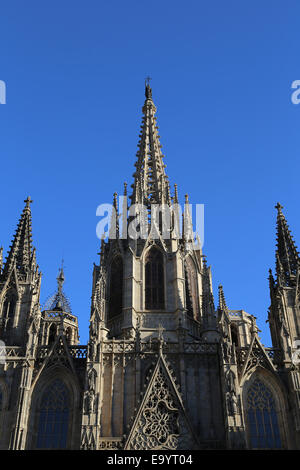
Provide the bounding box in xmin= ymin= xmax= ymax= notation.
xmin=125 ymin=355 xmax=198 ymax=450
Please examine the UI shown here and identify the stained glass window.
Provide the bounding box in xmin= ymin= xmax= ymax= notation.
xmin=246 ymin=378 xmax=282 ymax=449
xmin=145 ymin=248 xmax=164 ymax=310
xmin=36 ymin=379 xmax=70 ymax=449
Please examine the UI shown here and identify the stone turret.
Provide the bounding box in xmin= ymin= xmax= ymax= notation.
xmin=40 ymin=265 xmax=79 ymax=345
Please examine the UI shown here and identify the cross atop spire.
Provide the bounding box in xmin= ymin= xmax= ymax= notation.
xmin=24 ymin=196 xmax=33 ymax=207
xmin=275 ymin=203 xmax=299 ymax=286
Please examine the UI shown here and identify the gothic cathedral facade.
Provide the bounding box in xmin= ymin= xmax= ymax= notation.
xmin=0 ymin=84 xmax=299 ymax=450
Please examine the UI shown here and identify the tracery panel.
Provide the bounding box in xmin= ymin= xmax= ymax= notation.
xmin=246 ymin=378 xmax=282 ymax=449
xmin=36 ymin=379 xmax=70 ymax=449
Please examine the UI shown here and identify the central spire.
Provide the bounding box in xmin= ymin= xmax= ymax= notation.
xmin=130 ymin=82 xmax=171 ymax=208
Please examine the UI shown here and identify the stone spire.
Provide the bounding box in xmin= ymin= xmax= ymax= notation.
xmin=109 ymin=192 xmax=119 ymax=239
xmin=130 ymin=81 xmax=171 ymax=208
xmin=275 ymin=202 xmax=299 ymax=287
xmin=183 ymin=194 xmax=193 ymax=243
xmin=218 ymin=284 xmax=229 ymax=313
xmin=2 ymin=196 xmax=34 ymax=277
xmin=201 ymin=258 xmax=216 ymax=328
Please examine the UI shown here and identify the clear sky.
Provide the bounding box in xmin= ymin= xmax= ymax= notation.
xmin=1 ymin=1 xmax=299 ymax=345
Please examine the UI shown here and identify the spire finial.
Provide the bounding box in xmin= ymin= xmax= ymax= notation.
xmin=145 ymin=76 xmax=152 ymax=100
xmin=275 ymin=202 xmax=283 ymax=212
xmin=57 ymin=263 xmax=65 ymax=292
xmin=24 ymin=196 xmax=33 ymax=207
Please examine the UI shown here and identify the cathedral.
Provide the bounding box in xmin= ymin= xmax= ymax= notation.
xmin=0 ymin=82 xmax=300 ymax=450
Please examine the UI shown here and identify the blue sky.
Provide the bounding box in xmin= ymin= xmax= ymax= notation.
xmin=1 ymin=1 xmax=300 ymax=345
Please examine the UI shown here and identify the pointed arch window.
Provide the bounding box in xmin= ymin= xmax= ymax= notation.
xmin=246 ymin=378 xmax=282 ymax=449
xmin=108 ymin=256 xmax=123 ymax=320
xmin=145 ymin=248 xmax=164 ymax=310
xmin=36 ymin=379 xmax=70 ymax=449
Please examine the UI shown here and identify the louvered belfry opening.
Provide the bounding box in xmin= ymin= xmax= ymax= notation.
xmin=108 ymin=256 xmax=123 ymax=319
xmin=145 ymin=248 xmax=164 ymax=310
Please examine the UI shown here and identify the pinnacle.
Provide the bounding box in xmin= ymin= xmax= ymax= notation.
xmin=174 ymin=184 xmax=179 ymax=204
xmin=2 ymin=197 xmax=35 ymax=277
xmin=275 ymin=203 xmax=299 ymax=286
xmin=218 ymin=284 xmax=228 ymax=312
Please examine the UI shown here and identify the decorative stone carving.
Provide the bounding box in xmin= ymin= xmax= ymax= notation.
xmin=222 ymin=340 xmax=232 ymax=363
xmin=84 ymin=390 xmax=95 ymax=414
xmin=126 ymin=359 xmax=196 ymax=450
xmin=87 ymin=368 xmax=97 ymax=393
